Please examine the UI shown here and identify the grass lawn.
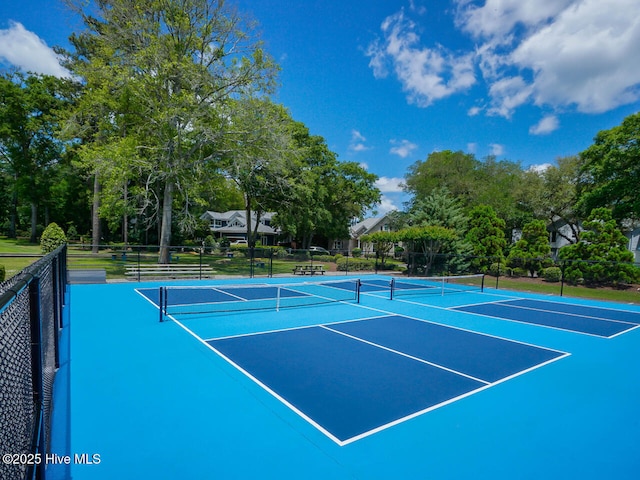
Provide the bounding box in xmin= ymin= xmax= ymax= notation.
xmin=492 ymin=276 xmax=640 ymax=305
xmin=2 ymin=237 xmax=638 ymax=304
xmin=0 ymin=237 xmax=43 ymax=279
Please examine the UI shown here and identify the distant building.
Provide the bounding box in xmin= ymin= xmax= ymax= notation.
xmin=200 ymin=210 xmax=280 ymax=246
xmin=336 ymin=215 xmax=394 ymax=255
xmin=625 ymin=226 xmax=640 ymax=263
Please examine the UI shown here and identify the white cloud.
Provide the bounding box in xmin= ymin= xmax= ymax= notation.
xmin=467 ymin=142 xmax=477 ymax=153
xmin=458 ymin=0 xmax=640 ymax=116
xmin=389 ymin=139 xmax=418 ymax=158
xmin=528 ymin=163 xmax=553 ymax=173
xmin=489 ymin=143 xmax=504 ymax=156
xmin=455 ymin=0 xmax=574 ymax=40
xmin=375 ymin=195 xmax=400 ymax=214
xmin=467 ymin=106 xmax=482 ymax=116
xmin=510 ymin=0 xmax=640 ymax=113
xmin=366 ymin=9 xmax=476 ymax=107
xmin=368 ymin=1 xmax=640 ymax=120
xmin=349 ymin=129 xmax=371 ymax=152
xmin=0 ymin=22 xmax=70 ymax=78
xmin=487 ymin=76 xmax=533 ymax=118
xmin=409 ymin=0 xmax=427 ymax=16
xmin=375 ymin=176 xmax=405 ymax=193
xmin=529 ymin=115 xmax=559 ymax=135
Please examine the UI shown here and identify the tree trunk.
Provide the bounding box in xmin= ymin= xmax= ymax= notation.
xmin=8 ymin=174 xmax=17 ymax=238
xmin=29 ymin=202 xmax=37 ymax=243
xmin=123 ymin=180 xmax=128 ymax=247
xmin=91 ymin=173 xmax=101 ymax=253
xmin=158 ymin=180 xmax=173 ymax=264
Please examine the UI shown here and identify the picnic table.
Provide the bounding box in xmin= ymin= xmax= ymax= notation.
xmin=293 ymin=264 xmax=326 ymax=275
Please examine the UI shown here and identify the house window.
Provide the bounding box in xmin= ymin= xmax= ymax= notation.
xmin=550 ymin=231 xmax=557 ymax=243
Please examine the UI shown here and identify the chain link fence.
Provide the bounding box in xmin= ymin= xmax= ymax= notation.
xmin=0 ymin=245 xmax=67 ymax=480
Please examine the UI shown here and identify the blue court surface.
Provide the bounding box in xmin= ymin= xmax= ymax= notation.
xmin=62 ymin=275 xmax=640 ymax=479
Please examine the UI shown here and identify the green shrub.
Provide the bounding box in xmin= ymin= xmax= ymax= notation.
xmin=40 ymin=223 xmax=67 ymax=253
xmin=203 ymin=235 xmax=216 ymax=253
xmin=66 ymin=224 xmax=78 ymax=240
xmin=351 ymin=248 xmax=362 ymax=258
xmin=509 ymin=267 xmax=529 ymax=278
xmin=488 ymin=262 xmax=505 ymax=277
xmin=336 ymin=257 xmax=376 ymax=271
xmin=313 ymin=254 xmax=335 ymax=262
xmin=542 ymin=266 xmax=562 ymax=282
xmin=0 ymin=265 xmax=5 ymax=282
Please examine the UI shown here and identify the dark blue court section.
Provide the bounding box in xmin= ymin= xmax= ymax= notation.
xmin=453 ymin=300 xmax=638 ymax=337
xmin=138 ymin=286 xmax=308 ymax=307
xmin=507 ymin=299 xmax=640 ymax=324
xmin=207 ymin=315 xmax=566 ymax=443
xmin=328 ymin=316 xmax=564 ymax=383
xmin=209 ymin=325 xmax=484 ymax=443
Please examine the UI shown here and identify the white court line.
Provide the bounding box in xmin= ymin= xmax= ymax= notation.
xmin=478 ymin=301 xmax=639 ymax=326
xmin=320 ymin=324 xmax=490 ymax=385
xmin=445 ymin=303 xmax=629 ymax=339
xmin=155 ymin=282 xmax=571 ymax=446
xmin=203 ymin=314 xmax=391 ymax=342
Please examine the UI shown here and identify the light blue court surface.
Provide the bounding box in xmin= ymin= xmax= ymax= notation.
xmin=61 ymin=275 xmax=640 ymax=479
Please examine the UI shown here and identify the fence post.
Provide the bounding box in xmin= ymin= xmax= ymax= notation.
xmin=560 ymin=260 xmax=566 ymax=297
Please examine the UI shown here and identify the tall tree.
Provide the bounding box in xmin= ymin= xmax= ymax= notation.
xmin=507 ymin=219 xmax=552 ymax=277
xmin=0 ymin=72 xmax=73 ymax=241
xmin=64 ymin=0 xmax=277 ymax=262
xmin=273 ymin=122 xmax=380 ymax=248
xmin=533 ymin=156 xmax=582 ymax=244
xmin=577 ymin=112 xmax=640 ymax=222
xmin=404 ymin=150 xmax=480 ymax=205
xmin=220 ymin=98 xmax=296 ymax=247
xmin=558 ymin=208 xmax=638 ymax=286
xmin=404 ymin=150 xmax=532 ymax=233
xmin=465 ymin=205 xmax=507 ymax=272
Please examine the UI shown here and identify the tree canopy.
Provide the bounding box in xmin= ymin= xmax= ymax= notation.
xmin=559 ymin=208 xmax=638 ymax=285
xmin=577 ymin=112 xmax=640 ymax=223
xmin=64 ymin=0 xmax=278 ymax=261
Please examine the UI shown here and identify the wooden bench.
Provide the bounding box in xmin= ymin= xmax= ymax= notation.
xmin=292 ymin=265 xmax=326 ymax=275
xmin=125 ymin=264 xmax=215 ymax=279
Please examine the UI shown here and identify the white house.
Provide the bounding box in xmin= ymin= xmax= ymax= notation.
xmin=341 ymin=215 xmax=394 ymax=255
xmin=626 ymin=227 xmax=640 ymax=263
xmin=200 ymin=210 xmax=280 ymax=246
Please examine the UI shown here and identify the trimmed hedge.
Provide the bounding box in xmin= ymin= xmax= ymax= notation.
xmin=542 ymin=266 xmax=562 ymax=282
xmin=336 ymin=257 xmax=376 ymax=271
xmin=41 ymin=223 xmax=67 ymax=253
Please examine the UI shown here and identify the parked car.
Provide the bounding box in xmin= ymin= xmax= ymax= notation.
xmin=309 ymin=246 xmax=330 ymax=255
xmin=230 ymin=240 xmax=248 ymax=246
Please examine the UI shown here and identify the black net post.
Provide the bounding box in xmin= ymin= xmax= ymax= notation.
xmin=28 ymin=276 xmax=45 ymax=480
xmin=159 ymin=287 xmax=165 ymax=322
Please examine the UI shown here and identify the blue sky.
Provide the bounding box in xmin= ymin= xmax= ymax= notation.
xmin=2 ymin=0 xmax=640 ymax=214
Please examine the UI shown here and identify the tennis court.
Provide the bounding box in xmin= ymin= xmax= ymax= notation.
xmin=64 ymin=274 xmax=640 ymax=479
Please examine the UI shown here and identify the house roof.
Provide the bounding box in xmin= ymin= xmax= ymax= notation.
xmin=200 ymin=210 xmax=279 ymax=235
xmin=350 ymin=215 xmax=392 ymax=237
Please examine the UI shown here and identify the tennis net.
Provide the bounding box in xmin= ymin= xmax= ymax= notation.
xmin=390 ymin=274 xmax=485 ymax=299
xmin=160 ymin=278 xmax=360 ymax=321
